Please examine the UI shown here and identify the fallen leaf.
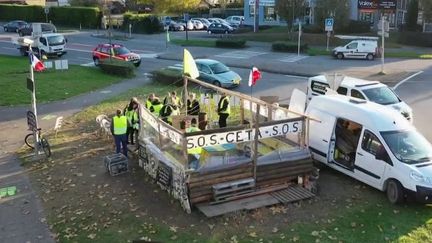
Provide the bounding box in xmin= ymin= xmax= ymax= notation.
xmin=272 ymin=227 xmax=279 ymax=233
xmin=311 ymin=231 xmax=319 ymax=236
xmin=169 ymin=226 xmax=178 ymax=233
xmin=249 ymin=232 xmax=257 ymax=238
xmin=87 ymin=233 xmax=96 ymax=239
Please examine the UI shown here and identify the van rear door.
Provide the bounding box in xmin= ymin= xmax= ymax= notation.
xmin=307 ymin=79 xmax=330 ymax=102
xmin=307 ymin=108 xmax=336 ymax=163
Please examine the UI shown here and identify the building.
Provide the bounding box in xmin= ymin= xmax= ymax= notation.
xmin=243 ymin=0 xmax=408 ymax=29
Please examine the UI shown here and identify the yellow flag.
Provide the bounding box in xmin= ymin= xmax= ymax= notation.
xmin=183 ymin=49 xmax=199 ymax=79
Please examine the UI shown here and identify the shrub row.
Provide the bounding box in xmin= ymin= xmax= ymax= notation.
xmin=215 ymin=39 xmax=246 ymax=48
xmin=151 ymin=67 xmax=183 ymax=86
xmin=0 ymin=4 xmax=101 ymax=28
xmin=272 ymin=41 xmax=309 ymax=53
xmin=99 ymin=60 xmax=135 ymax=78
xmin=303 ymin=20 xmax=371 ymax=34
xmin=123 ymin=12 xmax=161 ymax=34
xmin=398 ymin=32 xmax=432 ymax=47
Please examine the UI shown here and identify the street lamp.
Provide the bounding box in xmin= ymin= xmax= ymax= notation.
xmin=17 ymin=37 xmax=40 ymax=154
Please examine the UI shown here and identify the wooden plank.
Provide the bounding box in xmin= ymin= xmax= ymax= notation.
xmin=257 ymin=164 xmax=314 ymax=176
xmin=189 ymin=171 xmax=253 ymax=188
xmin=189 ymin=164 xmax=252 ymax=183
xmin=257 ymin=159 xmax=313 ymax=171
xmin=257 ymin=168 xmax=314 ymax=183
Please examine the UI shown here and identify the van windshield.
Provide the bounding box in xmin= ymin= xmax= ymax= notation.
xmin=47 ymin=35 xmax=65 ymax=46
xmin=381 ymin=130 xmax=432 ymax=164
xmin=362 ymin=86 xmax=401 ymax=105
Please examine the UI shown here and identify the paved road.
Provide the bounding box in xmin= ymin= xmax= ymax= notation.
xmin=0 ymin=28 xmax=431 ymax=242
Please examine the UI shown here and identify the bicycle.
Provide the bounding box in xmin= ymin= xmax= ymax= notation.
xmin=25 ymin=128 xmax=52 ymax=158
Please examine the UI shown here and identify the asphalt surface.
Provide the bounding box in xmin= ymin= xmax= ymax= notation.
xmin=0 ymin=27 xmax=431 ymax=242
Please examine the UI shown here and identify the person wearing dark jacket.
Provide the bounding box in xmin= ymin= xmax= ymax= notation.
xmin=217 ymin=93 xmax=230 ymax=128
xmin=160 ymin=97 xmax=180 ymax=125
xmin=187 ymin=93 xmax=200 ymax=116
xmin=123 ymin=97 xmax=139 ymax=145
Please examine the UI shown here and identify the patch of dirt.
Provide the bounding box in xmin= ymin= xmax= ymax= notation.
xmin=22 ymin=119 xmax=385 ymax=241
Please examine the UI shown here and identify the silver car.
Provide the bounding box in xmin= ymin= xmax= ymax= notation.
xmin=195 ymin=59 xmax=241 ymax=88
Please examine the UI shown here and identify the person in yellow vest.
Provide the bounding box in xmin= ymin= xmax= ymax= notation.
xmin=124 ymin=97 xmax=139 ymax=145
xmin=145 ymin=93 xmax=155 ymax=109
xmin=110 ymin=109 xmax=128 ymax=156
xmin=149 ymin=97 xmax=163 ymax=117
xmin=186 ymin=118 xmax=202 ymax=169
xmin=170 ymin=91 xmax=183 ymax=108
xmin=217 ymin=93 xmax=230 ymax=128
xmin=160 ymin=97 xmax=180 ymax=125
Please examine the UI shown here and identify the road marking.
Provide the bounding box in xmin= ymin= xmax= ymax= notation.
xmin=139 ymin=53 xmax=159 ymax=58
xmin=216 ymin=51 xmax=266 ymax=59
xmin=81 ymin=62 xmax=95 ymax=67
xmin=393 ymin=71 xmax=424 ymax=90
xmin=66 ymin=47 xmax=92 ymax=53
xmin=284 ymin=74 xmax=308 ymax=79
xmin=279 ymin=55 xmax=309 ymax=63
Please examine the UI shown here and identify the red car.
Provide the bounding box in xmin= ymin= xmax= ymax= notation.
xmin=92 ymin=43 xmax=141 ymax=67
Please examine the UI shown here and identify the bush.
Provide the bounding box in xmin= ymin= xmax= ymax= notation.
xmin=123 ymin=12 xmax=162 ymax=34
xmin=0 ymin=5 xmax=101 ymax=28
xmin=303 ymin=24 xmax=323 ymax=34
xmin=398 ymin=32 xmax=432 ymax=47
xmin=151 ymin=67 xmax=183 ymax=86
xmin=272 ymin=41 xmax=309 ymax=53
xmin=99 ymin=60 xmax=135 ymax=78
xmin=215 ymin=39 xmax=246 ymax=48
xmin=337 ymin=20 xmax=371 ymax=34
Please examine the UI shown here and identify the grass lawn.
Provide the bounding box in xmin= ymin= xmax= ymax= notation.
xmin=18 ymin=79 xmax=432 ymax=243
xmin=0 ymin=55 xmax=123 ymax=106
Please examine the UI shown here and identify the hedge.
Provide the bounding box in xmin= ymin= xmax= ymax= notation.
xmin=99 ymin=60 xmax=135 ymax=78
xmin=0 ymin=4 xmax=101 ymax=28
xmin=337 ymin=20 xmax=371 ymax=34
xmin=215 ymin=39 xmax=246 ymax=48
xmin=123 ymin=12 xmax=162 ymax=34
xmin=272 ymin=41 xmax=309 ymax=53
xmin=398 ymin=32 xmax=432 ymax=47
xmin=151 ymin=67 xmax=183 ymax=86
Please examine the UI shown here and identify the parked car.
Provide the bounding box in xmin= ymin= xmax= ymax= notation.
xmin=225 ymin=16 xmax=244 ymax=27
xmin=167 ymin=21 xmax=184 ymax=31
xmin=195 ymin=59 xmax=241 ymax=88
xmin=18 ymin=23 xmax=57 ymax=36
xmin=191 ymin=18 xmax=210 ymax=29
xmin=92 ymin=43 xmax=141 ymax=67
xmin=207 ymin=23 xmax=234 ymax=34
xmin=3 ymin=20 xmax=27 ymax=33
xmin=191 ymin=19 xmax=204 ymax=30
xmin=209 ymin=18 xmax=236 ymax=29
xmin=178 ymin=20 xmax=194 ymax=30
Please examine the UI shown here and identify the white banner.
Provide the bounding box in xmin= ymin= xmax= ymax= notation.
xmin=186 ymin=120 xmax=302 ymax=149
xmin=140 ymin=106 xmax=182 ymax=145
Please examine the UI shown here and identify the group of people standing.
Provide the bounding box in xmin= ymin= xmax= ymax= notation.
xmin=110 ymin=91 xmax=231 ymax=158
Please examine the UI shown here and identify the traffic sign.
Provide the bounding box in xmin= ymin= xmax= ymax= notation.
xmin=378 ymin=31 xmax=389 ymax=38
xmin=44 ymin=7 xmax=49 ymax=14
xmin=325 ymin=18 xmax=334 ymax=31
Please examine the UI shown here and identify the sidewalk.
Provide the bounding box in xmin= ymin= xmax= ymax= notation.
xmin=0 ymin=75 xmax=150 ymax=243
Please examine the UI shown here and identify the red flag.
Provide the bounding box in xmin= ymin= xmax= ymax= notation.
xmin=248 ymin=66 xmax=261 ymax=87
xmin=30 ymin=54 xmax=45 ymax=72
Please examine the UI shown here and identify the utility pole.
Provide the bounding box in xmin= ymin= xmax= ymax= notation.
xmin=254 ymin=0 xmax=259 ymax=32
xmin=381 ymin=14 xmax=385 ymax=74
xmin=297 ymin=21 xmax=302 ymax=56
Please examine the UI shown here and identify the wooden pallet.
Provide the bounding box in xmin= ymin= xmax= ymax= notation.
xmin=212 ymin=178 xmax=255 ymax=204
xmin=270 ymin=185 xmax=315 ymax=204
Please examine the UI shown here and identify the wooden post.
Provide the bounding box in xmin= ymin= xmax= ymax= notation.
xmin=240 ymin=98 xmax=244 ymax=124
xmin=252 ymin=105 xmax=260 ymax=182
xmin=183 ymin=76 xmax=188 ymax=115
xmin=182 ymin=134 xmax=189 ymax=170
xmin=157 ymin=122 xmax=162 ymax=148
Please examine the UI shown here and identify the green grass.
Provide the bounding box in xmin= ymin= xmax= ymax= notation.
xmin=0 ymin=55 xmax=123 ymax=106
xmin=171 ymin=38 xmax=217 ymax=47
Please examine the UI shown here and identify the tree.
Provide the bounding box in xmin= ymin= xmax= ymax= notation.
xmin=314 ymin=0 xmax=350 ymax=31
xmin=275 ymin=0 xmax=306 ymax=31
xmin=406 ymin=0 xmax=419 ymax=30
xmin=420 ymin=0 xmax=432 ymax=23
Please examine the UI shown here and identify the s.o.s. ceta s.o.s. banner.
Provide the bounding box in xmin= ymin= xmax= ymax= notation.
xmin=186 ymin=121 xmax=302 ymax=149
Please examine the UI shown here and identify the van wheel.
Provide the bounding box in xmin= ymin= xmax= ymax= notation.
xmin=386 ymin=180 xmax=404 ymax=204
xmin=336 ymin=53 xmax=344 ymax=59
xmin=366 ymin=53 xmax=374 ymax=60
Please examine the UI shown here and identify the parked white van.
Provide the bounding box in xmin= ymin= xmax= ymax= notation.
xmin=332 ymin=36 xmax=378 ymax=60
xmin=303 ymin=95 xmax=432 ymax=204
xmin=307 ymin=75 xmax=413 ymax=123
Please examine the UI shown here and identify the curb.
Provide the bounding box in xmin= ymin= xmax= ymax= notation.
xmin=156 ymin=55 xmax=317 ymax=78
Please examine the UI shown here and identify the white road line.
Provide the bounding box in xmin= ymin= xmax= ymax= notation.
xmin=393 ymin=71 xmax=424 ymax=90
xmin=216 ymin=51 xmax=267 ymax=59
xmin=284 ymin=74 xmax=308 ymax=79
xmin=279 ymin=55 xmax=309 ymax=63
xmin=80 ymin=62 xmax=95 ymax=67
xmin=139 ymin=53 xmax=159 ymax=58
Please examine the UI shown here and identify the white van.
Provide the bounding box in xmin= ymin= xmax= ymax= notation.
xmin=332 ymin=36 xmax=378 ymax=60
xmin=303 ymin=95 xmax=432 ymax=204
xmin=307 ymin=75 xmax=413 ymax=122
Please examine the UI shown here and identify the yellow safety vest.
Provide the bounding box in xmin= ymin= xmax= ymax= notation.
xmin=125 ymin=110 xmax=138 ymax=125
xmin=152 ymin=104 xmax=163 ymax=116
xmin=113 ymin=116 xmax=127 ymax=135
xmin=146 ymin=99 xmax=152 ymax=109
xmin=186 ymin=126 xmax=202 ymax=155
xmin=218 ymin=96 xmax=230 ymax=114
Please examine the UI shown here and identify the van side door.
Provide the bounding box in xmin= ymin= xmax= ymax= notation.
xmin=345 ymin=42 xmax=358 ymax=58
xmin=354 ymin=129 xmax=389 ymax=188
xmin=307 ymin=109 xmax=336 ymax=164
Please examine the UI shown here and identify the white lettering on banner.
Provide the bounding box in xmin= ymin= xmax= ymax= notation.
xmin=186 ymin=121 xmax=302 ymax=149
xmin=140 ymin=106 xmax=182 ymax=145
